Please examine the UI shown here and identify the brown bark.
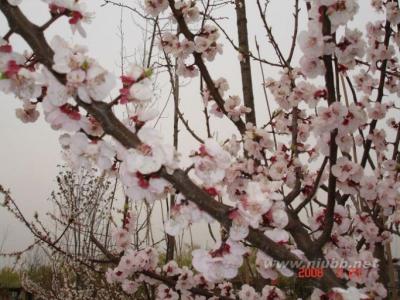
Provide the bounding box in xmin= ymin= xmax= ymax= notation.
xmin=167 ymin=0 xmax=247 ymax=134
xmin=166 ymin=66 xmax=180 ymax=262
xmin=314 ymin=7 xmax=338 ymax=249
xmin=235 ymin=0 xmax=256 ymax=125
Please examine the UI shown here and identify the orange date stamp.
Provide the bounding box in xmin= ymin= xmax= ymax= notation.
xmin=297 ymin=267 xmax=362 ymax=279
xmin=298 ymin=267 xmax=324 ymax=278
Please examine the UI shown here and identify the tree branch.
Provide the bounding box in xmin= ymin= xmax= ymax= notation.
xmin=235 ymin=0 xmax=256 ymax=125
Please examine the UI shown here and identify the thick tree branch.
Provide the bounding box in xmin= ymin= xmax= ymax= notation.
xmin=167 ymin=0 xmax=247 ymax=134
xmin=314 ymin=7 xmax=337 ymax=249
xmin=235 ymin=0 xmax=256 ymax=125
xmin=287 ymin=0 xmax=300 ymax=64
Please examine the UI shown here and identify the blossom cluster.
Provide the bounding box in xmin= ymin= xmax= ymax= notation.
xmin=1 ymin=0 xmax=400 ymax=299
xmin=7 ymin=0 xmax=92 ymax=36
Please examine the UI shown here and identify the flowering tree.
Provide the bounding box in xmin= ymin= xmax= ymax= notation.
xmin=1 ymin=0 xmax=400 ymax=299
xmin=1 ymin=166 xmax=169 ymax=299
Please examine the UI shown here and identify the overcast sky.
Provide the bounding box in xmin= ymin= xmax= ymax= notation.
xmin=1 ymin=0 xmax=396 ymax=265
